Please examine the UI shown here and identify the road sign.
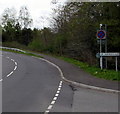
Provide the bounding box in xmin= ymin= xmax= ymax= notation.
xmin=97 ymin=30 xmax=106 ymax=39
xmin=96 ymin=52 xmax=120 ymax=71
xmin=100 ymin=53 xmax=120 ymax=57
xmin=96 ymin=53 xmax=120 ymax=58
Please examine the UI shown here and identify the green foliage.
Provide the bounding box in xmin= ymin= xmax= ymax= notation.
xmin=2 ymin=41 xmax=28 ymax=50
xmin=50 ymin=2 xmax=120 ymax=67
xmin=28 ymin=38 xmax=45 ymax=51
xmin=2 ymin=48 xmax=43 ymax=58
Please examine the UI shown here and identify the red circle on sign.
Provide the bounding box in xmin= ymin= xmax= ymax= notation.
xmin=97 ymin=30 xmax=106 ymax=39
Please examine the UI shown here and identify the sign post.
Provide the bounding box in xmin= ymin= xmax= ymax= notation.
xmin=96 ymin=24 xmax=119 ymax=71
xmin=105 ymin=24 xmax=107 ymax=69
xmin=97 ymin=27 xmax=106 ymax=70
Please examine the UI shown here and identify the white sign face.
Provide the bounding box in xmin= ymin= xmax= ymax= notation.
xmin=100 ymin=53 xmax=120 ymax=57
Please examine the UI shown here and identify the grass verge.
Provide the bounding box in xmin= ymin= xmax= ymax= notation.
xmin=58 ymin=56 xmax=120 ymax=81
xmin=1 ymin=48 xmax=43 ymax=58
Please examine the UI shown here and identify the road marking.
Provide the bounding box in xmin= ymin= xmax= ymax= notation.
xmin=44 ymin=110 xmax=49 ymax=114
xmin=11 ymin=59 xmax=14 ymax=62
xmin=59 ymin=81 xmax=63 ymax=86
xmin=51 ymin=101 xmax=55 ymax=105
xmin=0 ymin=56 xmax=18 ymax=81
xmin=57 ymin=91 xmax=60 ymax=94
xmin=58 ymin=87 xmax=61 ymax=90
xmin=14 ymin=66 xmax=17 ymax=71
xmin=55 ymin=94 xmax=59 ymax=97
xmin=53 ymin=97 xmax=57 ymax=101
xmin=0 ymin=79 xmax=3 ymax=82
xmin=59 ymin=85 xmax=62 ymax=88
xmin=44 ymin=80 xmax=63 ymax=114
xmin=47 ymin=105 xmax=53 ymax=110
xmin=7 ymin=71 xmax=13 ymax=77
xmin=15 ymin=62 xmax=17 ymax=65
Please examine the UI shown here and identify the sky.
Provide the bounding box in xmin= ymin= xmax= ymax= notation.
xmin=0 ymin=0 xmax=119 ymax=29
xmin=0 ymin=0 xmax=66 ymax=29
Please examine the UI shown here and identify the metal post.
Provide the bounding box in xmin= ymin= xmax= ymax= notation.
xmin=100 ymin=56 xmax=103 ymax=70
xmin=115 ymin=57 xmax=118 ymax=72
xmin=100 ymin=39 xmax=102 ymax=70
xmin=99 ymin=24 xmax=103 ymax=70
xmin=105 ymin=24 xmax=107 ymax=69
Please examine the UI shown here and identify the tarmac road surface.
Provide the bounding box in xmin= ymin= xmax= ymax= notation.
xmin=1 ymin=51 xmax=119 ymax=113
xmin=2 ymin=51 xmax=73 ymax=112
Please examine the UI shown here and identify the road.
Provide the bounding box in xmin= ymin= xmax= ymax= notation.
xmin=1 ymin=51 xmax=119 ymax=113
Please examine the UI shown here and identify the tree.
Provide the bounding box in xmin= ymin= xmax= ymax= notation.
xmin=50 ymin=2 xmax=120 ymax=65
xmin=1 ymin=7 xmax=17 ymax=27
xmin=21 ymin=28 xmax=33 ymax=45
xmin=18 ymin=6 xmax=33 ymax=29
xmin=2 ymin=22 xmax=16 ymax=42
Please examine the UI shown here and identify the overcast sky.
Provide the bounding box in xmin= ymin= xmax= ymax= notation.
xmin=0 ymin=0 xmax=66 ymax=29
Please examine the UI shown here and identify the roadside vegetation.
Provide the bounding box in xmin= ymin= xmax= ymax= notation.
xmin=58 ymin=56 xmax=120 ymax=81
xmin=0 ymin=48 xmax=43 ymax=58
xmin=0 ymin=2 xmax=120 ymax=81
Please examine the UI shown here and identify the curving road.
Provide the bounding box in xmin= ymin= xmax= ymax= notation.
xmin=2 ymin=51 xmax=119 ymax=113
xmin=2 ymin=51 xmax=73 ymax=112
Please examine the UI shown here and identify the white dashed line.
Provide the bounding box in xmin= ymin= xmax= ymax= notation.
xmin=7 ymin=71 xmax=13 ymax=77
xmin=59 ymin=85 xmax=62 ymax=88
xmin=47 ymin=105 xmax=53 ymax=110
xmin=44 ymin=110 xmax=49 ymax=114
xmin=58 ymin=88 xmax=61 ymax=91
xmin=15 ymin=62 xmax=17 ymax=65
xmin=55 ymin=93 xmax=59 ymax=97
xmin=51 ymin=101 xmax=55 ymax=105
xmin=57 ymin=91 xmax=60 ymax=94
xmin=45 ymin=80 xmax=63 ymax=114
xmin=0 ymin=56 xmax=18 ymax=81
xmin=11 ymin=59 xmax=14 ymax=62
xmin=53 ymin=97 xmax=57 ymax=101
xmin=0 ymin=79 xmax=3 ymax=82
xmin=14 ymin=66 xmax=17 ymax=71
